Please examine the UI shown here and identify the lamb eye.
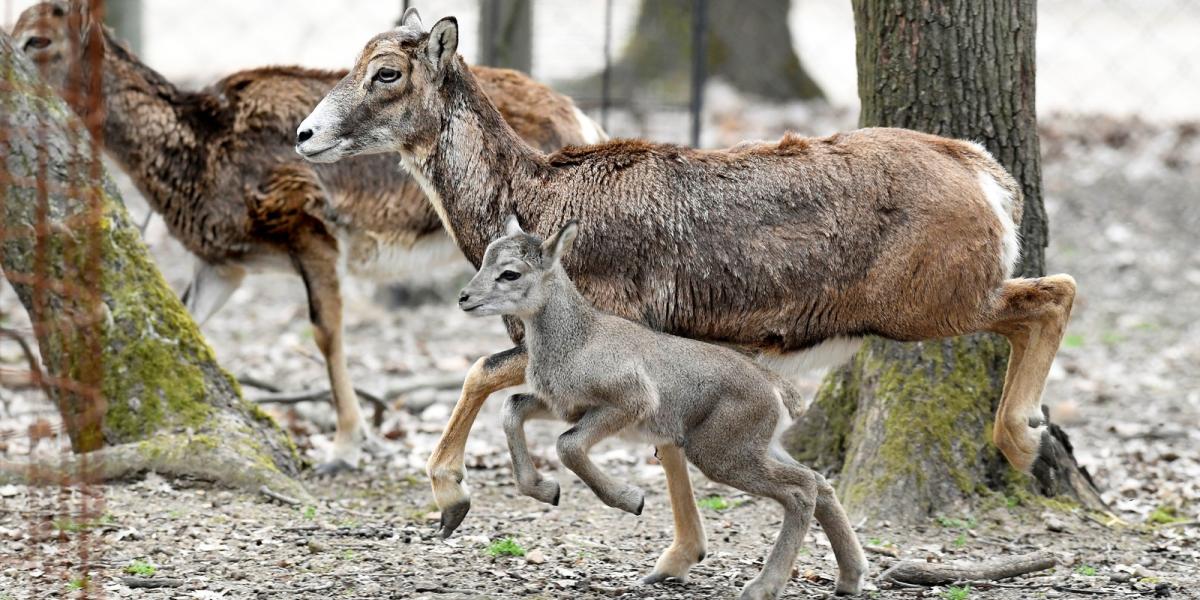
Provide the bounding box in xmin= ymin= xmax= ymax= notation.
xmin=498 ymin=270 xmax=521 ymax=282
xmin=374 ymin=68 xmax=401 ymax=83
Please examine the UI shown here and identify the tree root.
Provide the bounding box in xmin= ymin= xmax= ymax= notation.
xmin=1032 ymin=409 xmax=1110 ymax=514
xmin=881 ymin=551 xmax=1056 ymax=586
xmin=0 ymin=432 xmax=311 ymax=502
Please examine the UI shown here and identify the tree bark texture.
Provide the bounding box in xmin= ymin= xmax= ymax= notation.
xmin=791 ymin=0 xmax=1102 ymax=522
xmin=564 ymin=0 xmax=825 ymax=104
xmin=0 ymin=31 xmax=303 ymax=497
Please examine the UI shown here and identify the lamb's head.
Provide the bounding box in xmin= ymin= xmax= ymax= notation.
xmin=12 ymin=1 xmax=100 ymax=97
xmin=458 ymin=217 xmax=579 ymax=318
xmin=296 ymin=8 xmax=460 ymax=164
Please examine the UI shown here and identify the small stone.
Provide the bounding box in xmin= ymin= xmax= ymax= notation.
xmin=306 ymin=539 xmax=329 ymax=554
xmin=1109 ymin=572 xmax=1132 ymax=583
xmin=1044 ymin=515 xmax=1069 ymax=532
xmin=525 ymin=549 xmax=546 ymax=564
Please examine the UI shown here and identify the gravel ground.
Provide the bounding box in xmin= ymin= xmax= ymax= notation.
xmin=1 ymin=114 xmax=1199 ymax=598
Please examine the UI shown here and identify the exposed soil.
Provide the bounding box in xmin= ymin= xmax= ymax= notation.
xmin=1 ymin=114 xmax=1198 ymax=599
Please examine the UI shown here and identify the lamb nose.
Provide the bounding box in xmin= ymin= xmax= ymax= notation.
xmin=297 ymin=129 xmax=314 ymax=143
xmin=458 ymin=292 xmax=470 ymax=303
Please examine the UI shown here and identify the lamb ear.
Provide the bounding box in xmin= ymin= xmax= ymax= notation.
xmin=542 ymin=221 xmax=579 ymax=264
xmin=504 ymin=214 xmax=525 ymax=237
xmin=399 ymin=6 xmax=424 ymax=30
xmin=426 ymin=17 xmax=459 ymax=78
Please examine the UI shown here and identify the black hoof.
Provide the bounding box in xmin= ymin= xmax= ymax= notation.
xmin=313 ymin=458 xmax=355 ymax=478
xmin=635 ymin=496 xmax=645 ymax=516
xmin=551 ymin=487 xmax=561 ymax=506
xmin=437 ymin=500 xmax=471 ymax=539
xmin=642 ymin=573 xmax=684 ymax=585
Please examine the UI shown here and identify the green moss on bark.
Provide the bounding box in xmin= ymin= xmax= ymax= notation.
xmin=0 ymin=29 xmax=302 ymax=484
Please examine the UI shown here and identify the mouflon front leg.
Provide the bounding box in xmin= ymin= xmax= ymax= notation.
xmin=428 ymin=347 xmax=528 ymax=537
xmin=502 ymin=393 xmax=560 ymax=505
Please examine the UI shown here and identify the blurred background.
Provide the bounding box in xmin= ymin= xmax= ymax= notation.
xmin=1 ymin=0 xmax=1198 ymax=522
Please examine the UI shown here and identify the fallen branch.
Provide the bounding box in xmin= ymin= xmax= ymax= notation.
xmin=259 ymin=485 xmax=302 ymax=506
xmin=383 ymin=373 xmax=466 ymax=400
xmin=251 ymin=386 xmax=387 ymax=411
xmin=880 ymin=551 xmax=1056 ymax=586
xmin=120 ymin=576 xmax=184 ymax=589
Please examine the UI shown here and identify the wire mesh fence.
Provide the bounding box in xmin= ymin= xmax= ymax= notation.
xmin=0 ymin=0 xmax=1198 ymax=596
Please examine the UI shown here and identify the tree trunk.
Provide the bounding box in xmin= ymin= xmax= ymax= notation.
xmin=478 ymin=0 xmax=533 ymax=74
xmin=788 ymin=0 xmax=1104 ymax=523
xmin=564 ymin=0 xmax=825 ymax=103
xmin=0 ymin=30 xmax=305 ymax=498
xmin=103 ymin=0 xmax=143 ymax=56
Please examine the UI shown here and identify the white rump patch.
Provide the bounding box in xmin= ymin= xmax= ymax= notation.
xmin=756 ymin=337 xmax=864 ymax=381
xmin=572 ymin=108 xmax=608 ymax=144
xmin=977 ymin=170 xmax=1021 ymax=277
xmin=768 ymin=388 xmax=795 ymax=460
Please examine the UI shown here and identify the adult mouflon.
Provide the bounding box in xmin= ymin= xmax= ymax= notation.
xmin=459 ymin=218 xmax=868 ymax=597
xmin=14 ymin=2 xmax=603 ymax=472
xmin=296 ymin=15 xmax=1077 ymax=546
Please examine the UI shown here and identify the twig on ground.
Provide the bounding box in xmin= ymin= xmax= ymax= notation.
xmin=880 ymin=551 xmax=1056 ymax=586
xmin=237 ymin=376 xmax=282 ymax=393
xmin=0 ymin=326 xmax=44 ymax=390
xmin=259 ymin=485 xmax=302 ymax=506
xmin=120 ymin=576 xmax=184 ymax=589
xmin=282 ymin=582 xmax=335 ymax=593
xmin=864 ymin=544 xmax=900 ymax=558
xmin=1160 ymin=520 xmax=1198 ymax=529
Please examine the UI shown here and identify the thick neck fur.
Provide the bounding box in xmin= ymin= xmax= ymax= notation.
xmin=91 ymin=29 xmax=217 ymax=218
xmin=410 ymin=59 xmax=545 ymax=268
xmin=522 ymin=268 xmax=596 ymax=357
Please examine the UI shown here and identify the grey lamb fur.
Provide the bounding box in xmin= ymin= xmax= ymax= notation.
xmin=458 ymin=217 xmax=867 ymax=600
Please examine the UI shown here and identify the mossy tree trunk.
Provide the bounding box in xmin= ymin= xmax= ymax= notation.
xmin=789 ymin=0 xmax=1102 ymax=522
xmin=0 ymin=30 xmax=305 ymax=498
xmin=564 ymin=0 xmax=825 ymax=103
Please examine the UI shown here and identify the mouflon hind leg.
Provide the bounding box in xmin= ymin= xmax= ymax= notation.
xmin=292 ymin=239 xmax=368 ymax=477
xmin=986 ymin=275 xmax=1076 ymax=473
xmin=643 ymin=444 xmax=708 ymax=584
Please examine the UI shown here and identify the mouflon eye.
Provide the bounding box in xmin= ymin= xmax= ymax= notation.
xmin=24 ymin=37 xmax=52 ymax=51
xmin=374 ymin=68 xmax=401 ymax=83
xmin=498 ymin=270 xmax=522 ymax=282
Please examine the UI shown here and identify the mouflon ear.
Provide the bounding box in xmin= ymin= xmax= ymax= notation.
xmin=504 ymin=214 xmax=525 ymax=237
xmin=542 ymin=221 xmax=579 ymax=265
xmin=426 ymin=17 xmax=459 ymax=79
xmin=399 ymin=6 xmax=424 ymax=30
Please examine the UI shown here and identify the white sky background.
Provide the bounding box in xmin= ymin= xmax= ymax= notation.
xmin=3 ymin=0 xmax=1198 ymax=121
